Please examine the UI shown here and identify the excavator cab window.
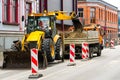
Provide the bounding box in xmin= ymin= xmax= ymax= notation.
xmin=37 ymin=16 xmax=50 ymax=30
xmin=27 ymin=16 xmax=36 ymax=33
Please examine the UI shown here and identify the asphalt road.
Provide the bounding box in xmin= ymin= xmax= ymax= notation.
xmin=0 ymin=46 xmax=120 ymax=80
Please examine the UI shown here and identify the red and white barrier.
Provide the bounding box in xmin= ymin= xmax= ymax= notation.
xmin=110 ymin=39 xmax=115 ymax=48
xmin=82 ymin=42 xmax=89 ymax=59
xmin=68 ymin=44 xmax=76 ymax=66
xmin=70 ymin=44 xmax=75 ymax=62
xmin=29 ymin=48 xmax=42 ymax=79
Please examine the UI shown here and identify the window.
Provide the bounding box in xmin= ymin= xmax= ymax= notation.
xmin=26 ymin=2 xmax=32 ymax=14
xmin=3 ymin=0 xmax=19 ymax=24
xmin=99 ymin=9 xmax=100 ymax=20
xmin=25 ymin=2 xmax=32 ymax=25
xmin=3 ymin=0 xmax=10 ymax=22
xmin=108 ymin=11 xmax=110 ymax=22
xmin=101 ymin=9 xmax=103 ymax=20
xmin=78 ymin=8 xmax=83 ymax=17
xmin=90 ymin=8 xmax=95 ymax=23
xmin=12 ymin=0 xmax=18 ymax=23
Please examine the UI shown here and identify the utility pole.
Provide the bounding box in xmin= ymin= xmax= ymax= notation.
xmin=104 ymin=5 xmax=107 ymax=47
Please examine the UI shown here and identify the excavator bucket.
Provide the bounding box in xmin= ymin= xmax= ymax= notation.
xmin=72 ymin=18 xmax=83 ymax=32
xmin=2 ymin=51 xmax=46 ymax=69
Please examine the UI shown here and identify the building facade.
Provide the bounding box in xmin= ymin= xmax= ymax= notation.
xmin=0 ymin=0 xmax=77 ymax=50
xmin=118 ymin=11 xmax=120 ymax=38
xmin=77 ymin=0 xmax=118 ymax=41
xmin=118 ymin=11 xmax=120 ymax=29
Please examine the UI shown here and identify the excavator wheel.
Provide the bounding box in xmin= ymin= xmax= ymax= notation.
xmin=28 ymin=41 xmax=48 ymax=69
xmin=89 ymin=47 xmax=94 ymax=59
xmin=42 ymin=38 xmax=55 ymax=62
xmin=96 ymin=44 xmax=102 ymax=56
xmin=55 ymin=39 xmax=64 ymax=62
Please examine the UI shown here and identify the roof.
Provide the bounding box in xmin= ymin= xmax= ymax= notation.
xmin=78 ymin=0 xmax=118 ymax=10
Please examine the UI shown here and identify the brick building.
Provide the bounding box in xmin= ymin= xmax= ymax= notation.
xmin=77 ymin=0 xmax=118 ymax=41
xmin=118 ymin=11 xmax=120 ymax=38
xmin=119 ymin=11 xmax=120 ymax=29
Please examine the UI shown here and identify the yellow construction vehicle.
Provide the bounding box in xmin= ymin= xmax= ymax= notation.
xmin=63 ymin=23 xmax=105 ymax=58
xmin=83 ymin=24 xmax=105 ymax=46
xmin=2 ymin=10 xmax=82 ymax=68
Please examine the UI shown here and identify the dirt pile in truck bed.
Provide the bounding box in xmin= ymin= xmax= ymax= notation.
xmin=65 ymin=29 xmax=87 ymax=38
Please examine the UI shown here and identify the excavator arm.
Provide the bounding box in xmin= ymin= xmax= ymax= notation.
xmin=47 ymin=11 xmax=83 ymax=32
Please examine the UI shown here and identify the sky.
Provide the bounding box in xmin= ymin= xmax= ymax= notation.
xmin=104 ymin=0 xmax=120 ymax=10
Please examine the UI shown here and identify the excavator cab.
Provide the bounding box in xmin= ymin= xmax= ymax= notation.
xmin=26 ymin=15 xmax=56 ymax=37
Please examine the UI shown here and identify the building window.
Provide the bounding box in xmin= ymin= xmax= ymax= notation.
xmin=110 ymin=12 xmax=111 ymax=22
xmin=3 ymin=0 xmax=19 ymax=25
xmin=78 ymin=8 xmax=83 ymax=17
xmin=3 ymin=0 xmax=10 ymax=22
xmin=108 ymin=12 xmax=109 ymax=22
xmin=26 ymin=2 xmax=32 ymax=14
xmin=90 ymin=8 xmax=95 ymax=23
xmin=12 ymin=0 xmax=18 ymax=23
xmin=107 ymin=11 xmax=108 ymax=21
xmin=25 ymin=2 xmax=32 ymax=25
xmin=99 ymin=9 xmax=100 ymax=20
xmin=113 ymin=14 xmax=115 ymax=23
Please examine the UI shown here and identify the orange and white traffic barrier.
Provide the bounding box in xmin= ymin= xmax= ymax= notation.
xmin=29 ymin=48 xmax=43 ymax=79
xmin=68 ymin=44 xmax=76 ymax=66
xmin=110 ymin=39 xmax=115 ymax=48
xmin=82 ymin=42 xmax=89 ymax=59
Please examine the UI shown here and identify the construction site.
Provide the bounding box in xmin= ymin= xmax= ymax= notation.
xmin=0 ymin=0 xmax=120 ymax=80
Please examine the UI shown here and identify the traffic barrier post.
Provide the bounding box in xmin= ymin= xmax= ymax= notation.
xmin=29 ymin=48 xmax=43 ymax=79
xmin=110 ymin=39 xmax=115 ymax=49
xmin=82 ymin=42 xmax=89 ymax=60
xmin=67 ymin=44 xmax=76 ymax=66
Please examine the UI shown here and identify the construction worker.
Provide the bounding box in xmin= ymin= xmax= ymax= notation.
xmin=38 ymin=20 xmax=44 ymax=29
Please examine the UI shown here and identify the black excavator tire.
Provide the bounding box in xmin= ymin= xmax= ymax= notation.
xmin=97 ymin=44 xmax=102 ymax=56
xmin=42 ymin=38 xmax=55 ymax=62
xmin=55 ymin=39 xmax=63 ymax=60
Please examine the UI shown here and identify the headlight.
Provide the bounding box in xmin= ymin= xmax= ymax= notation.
xmin=24 ymin=27 xmax=27 ymax=31
xmin=49 ymin=27 xmax=51 ymax=30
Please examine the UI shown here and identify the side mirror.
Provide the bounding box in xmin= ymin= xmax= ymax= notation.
xmin=22 ymin=16 xmax=24 ymax=21
xmin=104 ymin=32 xmax=106 ymax=35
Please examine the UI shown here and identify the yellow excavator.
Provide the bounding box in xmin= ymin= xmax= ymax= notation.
xmin=3 ymin=10 xmax=82 ymax=68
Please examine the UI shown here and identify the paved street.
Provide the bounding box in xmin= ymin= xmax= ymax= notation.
xmin=1 ymin=46 xmax=120 ymax=80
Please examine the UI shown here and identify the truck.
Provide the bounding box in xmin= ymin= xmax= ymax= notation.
xmin=62 ymin=24 xmax=104 ymax=58
xmin=0 ymin=10 xmax=82 ymax=68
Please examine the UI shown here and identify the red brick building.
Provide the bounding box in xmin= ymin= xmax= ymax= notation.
xmin=78 ymin=0 xmax=118 ymax=40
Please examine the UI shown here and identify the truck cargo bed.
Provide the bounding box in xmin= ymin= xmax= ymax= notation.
xmin=64 ymin=38 xmax=99 ymax=44
xmin=64 ymin=31 xmax=99 ymax=45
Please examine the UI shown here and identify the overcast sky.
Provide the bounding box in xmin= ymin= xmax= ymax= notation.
xmin=103 ymin=0 xmax=120 ymax=10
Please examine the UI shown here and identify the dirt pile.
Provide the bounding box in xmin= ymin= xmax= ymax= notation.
xmin=65 ymin=29 xmax=87 ymax=38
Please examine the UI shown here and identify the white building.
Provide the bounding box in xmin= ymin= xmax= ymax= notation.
xmin=0 ymin=0 xmax=77 ymax=50
xmin=0 ymin=0 xmax=36 ymax=50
